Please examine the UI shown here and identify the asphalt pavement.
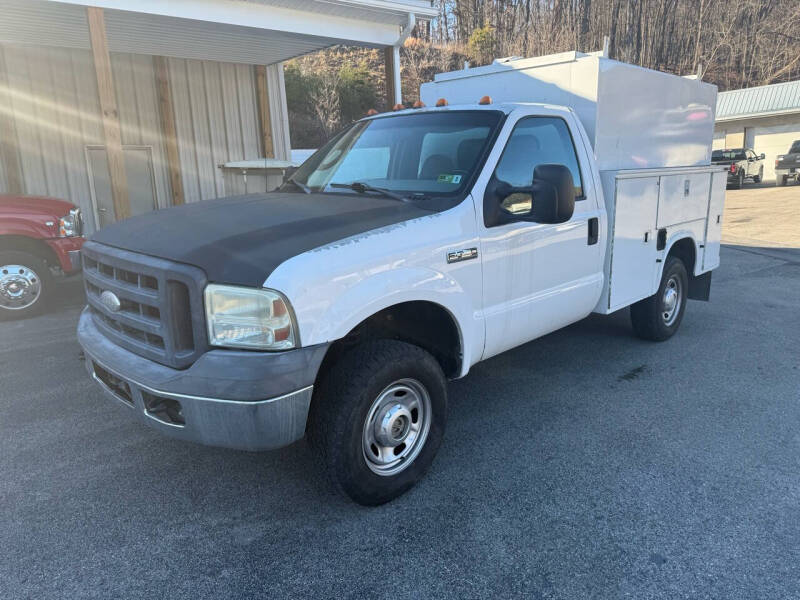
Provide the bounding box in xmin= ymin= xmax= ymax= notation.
xmin=1 ymin=243 xmax=799 ymax=599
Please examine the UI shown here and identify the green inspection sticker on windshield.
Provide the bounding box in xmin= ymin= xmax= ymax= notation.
xmin=437 ymin=174 xmax=462 ymax=184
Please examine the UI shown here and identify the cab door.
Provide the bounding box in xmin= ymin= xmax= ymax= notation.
xmin=476 ymin=111 xmax=605 ymax=359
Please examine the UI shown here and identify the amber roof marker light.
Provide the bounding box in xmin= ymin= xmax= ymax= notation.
xmin=392 ymin=103 xmax=404 ymax=111
xmin=412 ymin=100 xmax=426 ymax=108
xmin=366 ymin=109 xmax=379 ymax=116
xmin=435 ymin=98 xmax=448 ymax=107
xmin=478 ymin=95 xmax=492 ymax=105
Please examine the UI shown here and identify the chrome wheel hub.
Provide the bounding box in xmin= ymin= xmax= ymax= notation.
xmin=362 ymin=378 xmax=432 ymax=476
xmin=0 ymin=264 xmax=41 ymax=310
xmin=661 ymin=275 xmax=682 ymax=326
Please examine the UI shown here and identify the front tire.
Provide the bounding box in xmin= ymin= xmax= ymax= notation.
xmin=308 ymin=339 xmax=447 ymax=505
xmin=0 ymin=251 xmax=52 ymax=320
xmin=630 ymin=256 xmax=688 ymax=341
xmin=753 ymin=167 xmax=762 ymax=183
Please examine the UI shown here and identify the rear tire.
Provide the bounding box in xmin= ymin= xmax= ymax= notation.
xmin=630 ymin=256 xmax=688 ymax=342
xmin=0 ymin=251 xmax=52 ymax=320
xmin=308 ymin=339 xmax=447 ymax=506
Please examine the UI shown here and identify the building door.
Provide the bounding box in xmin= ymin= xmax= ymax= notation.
xmin=86 ymin=145 xmax=158 ymax=229
xmin=748 ymin=121 xmax=800 ymax=181
xmin=712 ymin=130 xmax=726 ymax=150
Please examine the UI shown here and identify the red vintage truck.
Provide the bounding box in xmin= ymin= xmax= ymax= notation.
xmin=0 ymin=194 xmax=85 ymax=318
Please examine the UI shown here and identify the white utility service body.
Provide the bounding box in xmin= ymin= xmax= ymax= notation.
xmin=78 ymin=50 xmax=726 ymax=504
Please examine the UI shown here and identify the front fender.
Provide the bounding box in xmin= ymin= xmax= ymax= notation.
xmin=306 ymin=266 xmax=478 ymax=377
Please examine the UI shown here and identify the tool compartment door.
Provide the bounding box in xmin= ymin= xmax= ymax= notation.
xmin=608 ymin=176 xmax=659 ymax=311
xmin=656 ymin=172 xmax=711 ymax=229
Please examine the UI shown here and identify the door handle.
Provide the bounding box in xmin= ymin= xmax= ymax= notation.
xmin=587 ymin=217 xmax=599 ymax=245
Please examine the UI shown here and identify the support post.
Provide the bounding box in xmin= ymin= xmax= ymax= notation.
xmin=255 ymin=65 xmax=274 ymax=159
xmin=0 ymin=47 xmax=24 ymax=194
xmin=153 ymin=56 xmax=184 ymax=205
xmin=384 ymin=46 xmax=402 ymax=109
xmin=87 ymin=7 xmax=130 ymax=221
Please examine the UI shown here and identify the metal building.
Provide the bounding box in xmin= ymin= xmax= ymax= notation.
xmin=714 ymin=80 xmax=800 ymax=182
xmin=0 ymin=0 xmax=436 ymax=233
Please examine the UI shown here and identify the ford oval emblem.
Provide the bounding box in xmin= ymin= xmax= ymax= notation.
xmin=100 ymin=290 xmax=121 ymax=312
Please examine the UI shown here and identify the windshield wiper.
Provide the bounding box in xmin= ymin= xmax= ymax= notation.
xmin=330 ymin=182 xmax=410 ymax=203
xmin=283 ymin=179 xmax=310 ymax=194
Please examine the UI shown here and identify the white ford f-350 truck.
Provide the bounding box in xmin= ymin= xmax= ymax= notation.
xmin=78 ymin=51 xmax=726 ymax=505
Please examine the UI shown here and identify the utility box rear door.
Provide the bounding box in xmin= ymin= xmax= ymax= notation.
xmin=702 ymin=170 xmax=727 ymax=270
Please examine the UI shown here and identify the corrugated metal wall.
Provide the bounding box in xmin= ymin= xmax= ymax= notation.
xmin=1 ymin=43 xmax=280 ymax=231
xmin=167 ymin=57 xmax=263 ymax=203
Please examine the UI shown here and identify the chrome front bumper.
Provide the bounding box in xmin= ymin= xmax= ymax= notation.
xmin=78 ymin=308 xmax=327 ymax=451
xmin=86 ymin=356 xmax=313 ymax=451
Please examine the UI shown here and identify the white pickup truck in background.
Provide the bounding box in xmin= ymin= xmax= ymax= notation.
xmin=78 ymin=50 xmax=725 ymax=505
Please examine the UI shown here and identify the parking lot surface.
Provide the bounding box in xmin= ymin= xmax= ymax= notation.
xmin=2 ymin=190 xmax=799 ymax=599
xmin=722 ymin=183 xmax=799 ymax=248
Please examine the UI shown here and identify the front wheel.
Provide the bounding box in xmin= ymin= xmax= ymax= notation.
xmin=0 ymin=251 xmax=52 ymax=320
xmin=753 ymin=167 xmax=763 ymax=183
xmin=308 ymin=339 xmax=447 ymax=505
xmin=630 ymin=256 xmax=688 ymax=341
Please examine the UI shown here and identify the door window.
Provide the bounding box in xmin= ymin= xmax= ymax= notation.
xmin=493 ymin=116 xmax=584 ymax=204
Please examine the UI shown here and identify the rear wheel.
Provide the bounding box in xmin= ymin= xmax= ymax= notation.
xmin=630 ymin=256 xmax=688 ymax=342
xmin=308 ymin=339 xmax=447 ymax=505
xmin=0 ymin=251 xmax=52 ymax=320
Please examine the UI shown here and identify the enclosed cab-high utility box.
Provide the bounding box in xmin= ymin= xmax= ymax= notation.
xmin=420 ymin=50 xmax=718 ymax=171
xmin=423 ymin=51 xmax=725 ymax=315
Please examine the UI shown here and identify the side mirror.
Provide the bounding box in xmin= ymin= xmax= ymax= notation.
xmin=759 ymin=153 xmax=765 ymax=160
xmin=494 ymin=164 xmax=575 ymax=224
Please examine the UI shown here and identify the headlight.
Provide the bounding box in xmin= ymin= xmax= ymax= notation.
xmin=204 ymin=284 xmax=297 ymax=350
xmin=59 ymin=208 xmax=82 ymax=237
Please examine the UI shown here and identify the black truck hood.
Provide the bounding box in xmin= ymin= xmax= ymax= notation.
xmin=90 ymin=192 xmax=436 ymax=287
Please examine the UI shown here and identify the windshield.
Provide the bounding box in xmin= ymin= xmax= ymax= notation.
xmin=712 ymin=149 xmax=746 ymax=161
xmin=288 ymin=111 xmax=504 ymax=197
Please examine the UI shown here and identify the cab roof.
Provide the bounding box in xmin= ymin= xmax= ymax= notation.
xmin=361 ymin=101 xmax=575 ymax=121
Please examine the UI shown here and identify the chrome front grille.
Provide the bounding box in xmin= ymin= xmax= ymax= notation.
xmin=82 ymin=241 xmax=208 ymax=369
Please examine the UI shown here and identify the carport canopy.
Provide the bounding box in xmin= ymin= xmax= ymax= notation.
xmin=0 ymin=0 xmax=436 ymax=65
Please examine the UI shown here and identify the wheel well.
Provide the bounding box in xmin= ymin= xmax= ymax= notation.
xmin=316 ymin=301 xmax=462 ymax=385
xmin=667 ymin=237 xmax=696 ymax=274
xmin=0 ymin=235 xmax=57 ymax=266
xmin=667 ymin=237 xmax=711 ymax=301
